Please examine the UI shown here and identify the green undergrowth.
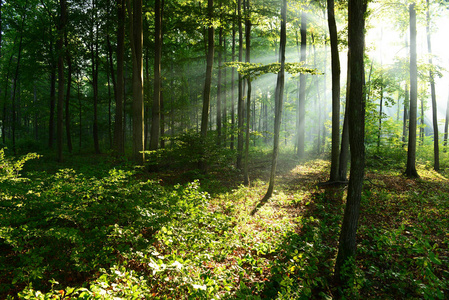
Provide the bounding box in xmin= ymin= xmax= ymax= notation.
xmin=1 ymin=149 xmax=448 ymax=299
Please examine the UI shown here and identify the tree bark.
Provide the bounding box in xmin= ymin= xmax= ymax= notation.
xmin=150 ymin=0 xmax=163 ymax=150
xmin=237 ymin=0 xmax=244 ymax=169
xmin=426 ymin=0 xmax=439 ymax=171
xmin=444 ymin=88 xmax=449 ymax=149
xmin=200 ymin=0 xmax=215 ymax=139
xmin=11 ymin=8 xmax=26 ymax=155
xmin=57 ymin=0 xmax=66 ymax=161
xmin=243 ymin=0 xmax=251 ymax=186
xmin=334 ymin=0 xmax=366 ymax=283
xmin=338 ymin=62 xmax=350 ymax=181
xmin=230 ymin=7 xmax=236 ymax=150
xmin=91 ymin=0 xmax=100 ymax=155
xmin=403 ymin=83 xmax=409 ymax=146
xmin=297 ymin=11 xmax=307 ymax=159
xmin=260 ymin=0 xmax=286 ymax=203
xmin=405 ymin=3 xmax=419 ymax=178
xmin=217 ymin=18 xmax=223 ymax=144
xmin=65 ymin=35 xmax=73 ymax=153
xmin=129 ymin=0 xmax=145 ymax=164
xmin=113 ymin=0 xmax=125 ymax=155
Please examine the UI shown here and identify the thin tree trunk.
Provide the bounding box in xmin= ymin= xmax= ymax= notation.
xmin=297 ymin=12 xmax=307 ymax=159
xmin=57 ymin=0 xmax=65 ymax=161
xmin=243 ymin=0 xmax=251 ymax=185
xmin=419 ymin=99 xmax=425 ymax=146
xmin=312 ymin=34 xmax=321 ymax=154
xmin=378 ymin=80 xmax=383 ymax=152
xmin=11 ymin=9 xmax=26 ymax=155
xmin=160 ymin=86 xmax=165 ymax=148
xmin=405 ymin=3 xmax=419 ymax=178
xmin=217 ymin=14 xmax=223 ymax=144
xmin=91 ymin=0 xmax=100 ymax=155
xmin=338 ymin=59 xmax=350 ymax=181
xmin=334 ymin=0 xmax=366 ymax=282
xmin=403 ymin=83 xmax=409 ymax=146
xmin=200 ymin=0 xmax=215 ymax=139
xmin=113 ymin=0 xmax=125 ymax=155
xmin=223 ymin=38 xmax=227 ymax=146
xmin=237 ymin=0 xmax=244 ymax=168
xmin=65 ymin=35 xmax=73 ymax=153
xmin=128 ymin=0 xmax=145 ymax=164
xmin=257 ymin=0 xmax=286 ymax=207
xmin=150 ymin=0 xmax=163 ymax=150
xmin=230 ymin=6 xmax=236 ymax=150
xmin=444 ymin=88 xmax=449 ymax=149
xmin=426 ymin=0 xmax=439 ymax=171
xmin=78 ymin=75 xmax=82 ymax=151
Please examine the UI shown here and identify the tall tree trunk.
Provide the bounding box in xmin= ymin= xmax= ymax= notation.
xmin=150 ymin=0 xmax=163 ymax=150
xmin=160 ymin=87 xmax=165 ymax=148
xmin=405 ymin=3 xmax=419 ymax=178
xmin=113 ymin=0 xmax=125 ymax=155
xmin=334 ymin=0 xmax=366 ymax=282
xmin=65 ymin=35 xmax=73 ymax=153
xmin=327 ymin=0 xmax=340 ymax=181
xmin=403 ymin=83 xmax=409 ymax=146
xmin=237 ymin=0 xmax=244 ymax=168
xmin=426 ymin=0 xmax=439 ymax=171
xmin=57 ymin=0 xmax=66 ymax=161
xmin=217 ymin=13 xmax=223 ymax=144
xmin=91 ymin=0 xmax=100 ymax=155
xmin=377 ymin=80 xmax=383 ymax=152
xmin=420 ymin=99 xmax=424 ymax=145
xmin=444 ymin=88 xmax=449 ymax=149
xmin=77 ymin=74 xmax=82 ymax=151
xmin=128 ymin=0 xmax=145 ymax=164
xmin=297 ymin=12 xmax=307 ymax=159
xmin=223 ymin=38 xmax=227 ymax=146
xmin=312 ymin=34 xmax=321 ymax=154
xmin=11 ymin=9 xmax=26 ymax=155
xmin=230 ymin=6 xmax=236 ymax=150
xmin=243 ymin=0 xmax=251 ymax=185
xmin=338 ymin=59 xmax=350 ymax=181
xmin=259 ymin=0 xmax=286 ymax=204
xmin=200 ymin=0 xmax=215 ymax=139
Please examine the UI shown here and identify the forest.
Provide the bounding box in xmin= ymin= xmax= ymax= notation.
xmin=0 ymin=0 xmax=448 ymax=298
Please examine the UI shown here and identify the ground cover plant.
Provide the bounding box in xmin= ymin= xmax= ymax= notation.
xmin=0 ymin=148 xmax=448 ymax=299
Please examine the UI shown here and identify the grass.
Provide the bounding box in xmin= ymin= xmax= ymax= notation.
xmin=0 ymin=147 xmax=448 ymax=299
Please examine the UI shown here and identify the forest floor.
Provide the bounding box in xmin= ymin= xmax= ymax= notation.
xmin=1 ymin=149 xmax=448 ymax=299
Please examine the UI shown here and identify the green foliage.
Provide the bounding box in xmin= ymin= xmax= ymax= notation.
xmin=1 ymin=152 xmax=448 ymax=299
xmin=224 ymin=61 xmax=322 ymax=81
xmin=145 ymin=130 xmax=236 ymax=174
xmin=0 ymin=148 xmax=40 ymax=182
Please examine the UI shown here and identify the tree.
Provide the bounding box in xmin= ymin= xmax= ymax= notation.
xmin=150 ymin=0 xmax=163 ymax=150
xmin=65 ymin=34 xmax=73 ymax=153
xmin=334 ymin=0 xmax=366 ymax=283
xmin=426 ymin=0 xmax=439 ymax=171
xmin=237 ymin=0 xmax=244 ymax=169
xmin=405 ymin=3 xmax=419 ymax=178
xmin=91 ymin=0 xmax=100 ymax=155
xmin=260 ymin=0 xmax=286 ymax=204
xmin=444 ymin=89 xmax=449 ymax=149
xmin=297 ymin=11 xmax=307 ymax=159
xmin=327 ymin=0 xmax=341 ymax=182
xmin=57 ymin=0 xmax=67 ymax=162
xmin=200 ymin=0 xmax=215 ymax=139
xmin=128 ymin=0 xmax=145 ymax=164
xmin=243 ymin=0 xmax=251 ymax=186
xmin=113 ymin=0 xmax=126 ymax=156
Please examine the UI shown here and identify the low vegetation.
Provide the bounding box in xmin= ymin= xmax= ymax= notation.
xmin=0 ymin=146 xmax=448 ymax=299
